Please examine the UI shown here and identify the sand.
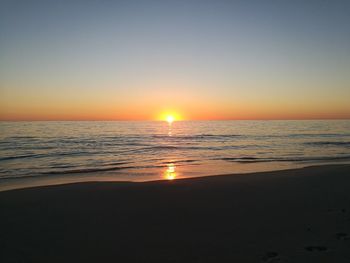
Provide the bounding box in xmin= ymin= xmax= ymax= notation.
xmin=1 ymin=164 xmax=350 ymax=262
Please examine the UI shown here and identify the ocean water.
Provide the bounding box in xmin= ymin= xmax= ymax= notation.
xmin=1 ymin=120 xmax=350 ymax=188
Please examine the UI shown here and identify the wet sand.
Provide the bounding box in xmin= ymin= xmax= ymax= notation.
xmin=1 ymin=164 xmax=350 ymax=262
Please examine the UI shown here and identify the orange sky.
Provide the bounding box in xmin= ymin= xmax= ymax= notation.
xmin=1 ymin=91 xmax=349 ymax=121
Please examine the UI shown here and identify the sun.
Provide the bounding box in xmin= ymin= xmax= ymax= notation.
xmin=166 ymin=115 xmax=175 ymax=124
xmin=158 ymin=112 xmax=182 ymax=123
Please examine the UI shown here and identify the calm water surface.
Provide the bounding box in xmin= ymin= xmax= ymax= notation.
xmin=1 ymin=120 xmax=350 ymax=189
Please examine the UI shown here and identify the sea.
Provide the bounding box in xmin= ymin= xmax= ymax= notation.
xmin=1 ymin=120 xmax=350 ymax=190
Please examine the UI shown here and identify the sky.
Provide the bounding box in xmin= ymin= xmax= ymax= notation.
xmin=1 ymin=0 xmax=350 ymax=120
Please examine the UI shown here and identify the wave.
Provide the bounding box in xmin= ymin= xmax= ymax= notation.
xmin=286 ymin=133 xmax=350 ymax=138
xmin=0 ymin=154 xmax=44 ymax=161
xmin=216 ymin=156 xmax=350 ymax=163
xmin=100 ymin=161 xmax=132 ymax=166
xmin=161 ymin=159 xmax=198 ymax=164
xmin=304 ymin=141 xmax=350 ymax=146
xmin=124 ymin=145 xmax=251 ymax=154
xmin=0 ymin=151 xmax=91 ymax=162
xmin=42 ymin=163 xmax=169 ymax=176
xmin=3 ymin=136 xmax=39 ymax=140
xmin=26 ymin=155 xmax=350 ymax=177
xmin=43 ymin=166 xmax=134 ymax=175
xmin=151 ymin=134 xmax=243 ymax=140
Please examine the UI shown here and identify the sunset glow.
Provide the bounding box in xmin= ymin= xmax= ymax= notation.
xmin=0 ymin=1 xmax=349 ymax=121
xmin=158 ymin=112 xmax=182 ymax=122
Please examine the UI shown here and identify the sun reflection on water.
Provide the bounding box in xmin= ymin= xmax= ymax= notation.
xmin=164 ymin=163 xmax=176 ymax=180
xmin=168 ymin=125 xmax=172 ymax=136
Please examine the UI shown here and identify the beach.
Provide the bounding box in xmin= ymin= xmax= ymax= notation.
xmin=1 ymin=164 xmax=350 ymax=262
xmin=2 ymin=0 xmax=350 ymax=262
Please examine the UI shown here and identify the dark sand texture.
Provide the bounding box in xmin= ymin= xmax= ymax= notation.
xmin=1 ymin=164 xmax=350 ymax=262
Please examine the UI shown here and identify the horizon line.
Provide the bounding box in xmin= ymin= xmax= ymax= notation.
xmin=1 ymin=118 xmax=350 ymax=122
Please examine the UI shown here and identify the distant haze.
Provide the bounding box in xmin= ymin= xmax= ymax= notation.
xmin=1 ymin=0 xmax=350 ymax=120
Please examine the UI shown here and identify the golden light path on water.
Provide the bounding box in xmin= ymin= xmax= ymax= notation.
xmin=164 ymin=163 xmax=176 ymax=180
xmin=163 ymin=115 xmax=176 ymax=179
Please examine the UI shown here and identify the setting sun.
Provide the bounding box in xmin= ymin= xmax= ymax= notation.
xmin=166 ymin=115 xmax=174 ymax=124
xmin=158 ymin=112 xmax=182 ymax=122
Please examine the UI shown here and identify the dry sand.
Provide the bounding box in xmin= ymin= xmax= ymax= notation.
xmin=1 ymin=164 xmax=350 ymax=262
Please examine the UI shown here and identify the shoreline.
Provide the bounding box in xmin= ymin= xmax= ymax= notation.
xmin=1 ymin=164 xmax=350 ymax=262
xmin=1 ymin=162 xmax=348 ymax=192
